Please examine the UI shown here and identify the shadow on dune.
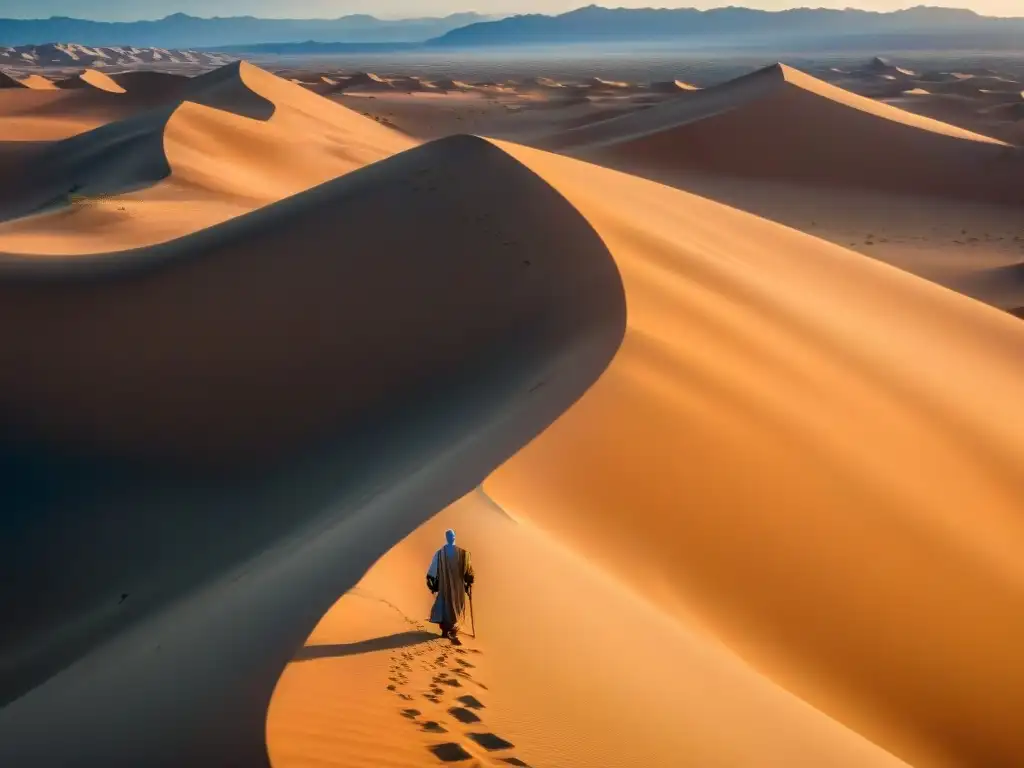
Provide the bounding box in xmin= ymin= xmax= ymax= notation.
xmin=292 ymin=631 xmax=438 ymax=661
xmin=0 ymin=134 xmax=626 ymax=768
xmin=957 ymin=260 xmax=1024 ymax=310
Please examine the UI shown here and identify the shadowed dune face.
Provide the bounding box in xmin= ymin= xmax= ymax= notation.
xmin=0 ymin=135 xmax=623 ymax=468
xmin=485 ymin=142 xmax=1024 ymax=768
xmin=0 ymin=135 xmax=626 ymax=768
xmin=108 ymin=71 xmax=190 ymax=100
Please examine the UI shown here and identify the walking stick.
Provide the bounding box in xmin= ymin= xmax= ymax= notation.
xmin=468 ymin=586 xmax=477 ymax=639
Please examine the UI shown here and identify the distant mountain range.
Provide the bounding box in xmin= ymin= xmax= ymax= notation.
xmin=1 ymin=6 xmax=1022 ymax=53
xmin=430 ymin=5 xmax=1024 ymax=48
xmin=0 ymin=42 xmax=233 ymax=69
xmin=0 ymin=12 xmax=492 ymax=48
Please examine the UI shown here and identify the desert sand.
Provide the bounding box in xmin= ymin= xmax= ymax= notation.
xmin=0 ymin=52 xmax=1022 ymax=768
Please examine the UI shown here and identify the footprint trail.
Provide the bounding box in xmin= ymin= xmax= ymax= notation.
xmin=376 ymin=602 xmax=532 ymax=766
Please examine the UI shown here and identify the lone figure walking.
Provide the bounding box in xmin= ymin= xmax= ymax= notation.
xmin=426 ymin=529 xmax=475 ymax=644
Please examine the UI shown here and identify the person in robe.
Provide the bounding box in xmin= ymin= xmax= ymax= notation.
xmin=426 ymin=529 xmax=475 ymax=644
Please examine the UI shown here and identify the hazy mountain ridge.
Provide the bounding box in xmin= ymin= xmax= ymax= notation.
xmin=430 ymin=5 xmax=1024 ymax=47
xmin=0 ymin=41 xmax=235 ymax=68
xmin=0 ymin=12 xmax=492 ymax=48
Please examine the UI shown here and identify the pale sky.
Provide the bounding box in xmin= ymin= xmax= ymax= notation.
xmin=0 ymin=1 xmax=1017 ymax=21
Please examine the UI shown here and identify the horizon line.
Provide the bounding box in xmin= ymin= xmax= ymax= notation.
xmin=1 ymin=5 xmax=1020 ymax=24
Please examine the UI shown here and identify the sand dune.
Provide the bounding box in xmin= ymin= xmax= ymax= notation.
xmin=17 ymin=74 xmax=58 ymax=90
xmin=337 ymin=72 xmax=397 ymax=93
xmin=267 ymin=139 xmax=1024 ymax=768
xmin=0 ymin=86 xmax=160 ymax=141
xmin=2 ymin=50 xmax=1023 ymax=768
xmin=862 ymin=57 xmax=917 ymax=78
xmin=650 ymin=78 xmax=700 ymax=93
xmin=813 ymin=59 xmax=1023 ymax=145
xmin=108 ymin=70 xmax=189 ymax=100
xmin=0 ymin=61 xmax=414 ymax=252
xmin=0 ymin=72 xmax=30 ymax=89
xmin=544 ymin=63 xmax=1024 ymax=203
xmin=485 ymin=141 xmax=1024 ymax=768
xmin=0 ymin=135 xmax=626 ymax=768
xmin=54 ymin=69 xmax=126 ymax=93
xmin=269 ymin=490 xmax=912 ymax=768
xmin=432 ymin=77 xmax=473 ymax=92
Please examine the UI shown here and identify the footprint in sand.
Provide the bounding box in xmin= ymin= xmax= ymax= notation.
xmin=456 ymin=695 xmax=484 ymax=710
xmin=467 ymin=732 xmax=515 ymax=751
xmin=428 ymin=742 xmax=472 ymax=761
xmin=448 ymin=706 xmax=481 ymax=724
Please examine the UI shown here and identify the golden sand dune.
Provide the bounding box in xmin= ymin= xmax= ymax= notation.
xmin=1 ymin=56 xmax=1023 ymax=768
xmin=484 ymin=142 xmax=1024 ymax=768
xmin=650 ymin=78 xmax=700 ymax=93
xmin=17 ymin=73 xmax=58 ymax=90
xmin=54 ymin=69 xmax=126 ymax=93
xmin=269 ymin=141 xmax=1024 ymax=768
xmin=0 ymin=68 xmax=167 ymax=141
xmin=270 ymin=490 xmax=911 ymax=768
xmin=544 ymin=63 xmax=1023 ymax=203
xmin=0 ymin=87 xmax=148 ymax=141
xmin=0 ymin=62 xmax=414 ymax=252
xmin=0 ymin=135 xmax=626 ymax=768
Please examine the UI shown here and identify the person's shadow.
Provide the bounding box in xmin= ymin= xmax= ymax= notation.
xmin=292 ymin=630 xmax=437 ymax=661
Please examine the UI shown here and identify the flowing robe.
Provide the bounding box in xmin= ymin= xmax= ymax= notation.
xmin=427 ymin=545 xmax=474 ymax=631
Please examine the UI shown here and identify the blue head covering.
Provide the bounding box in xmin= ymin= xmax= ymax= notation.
xmin=444 ymin=529 xmax=456 ymax=554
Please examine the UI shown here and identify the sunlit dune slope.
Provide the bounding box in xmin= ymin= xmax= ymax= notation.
xmin=54 ymin=69 xmax=126 ymax=93
xmin=543 ymin=63 xmax=1023 ymax=203
xmin=270 ymin=490 xmax=912 ymax=768
xmin=0 ymin=61 xmax=414 ymax=252
xmin=483 ymin=142 xmax=1024 ymax=768
xmin=0 ymin=86 xmax=134 ymax=140
xmin=18 ymin=74 xmax=58 ymax=90
xmin=0 ymin=136 xmax=626 ymax=768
